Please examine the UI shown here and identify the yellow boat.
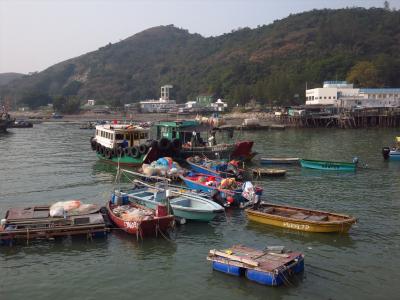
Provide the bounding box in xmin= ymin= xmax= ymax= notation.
xmin=246 ymin=203 xmax=356 ymax=233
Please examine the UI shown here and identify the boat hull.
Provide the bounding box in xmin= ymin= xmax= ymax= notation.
xmin=389 ymin=150 xmax=400 ymax=160
xmin=96 ymin=153 xmax=145 ymax=167
xmin=260 ymin=158 xmax=299 ymax=165
xmin=300 ymin=159 xmax=356 ymax=171
xmin=246 ymin=204 xmax=356 ymax=233
xmin=106 ymin=202 xmax=174 ymax=237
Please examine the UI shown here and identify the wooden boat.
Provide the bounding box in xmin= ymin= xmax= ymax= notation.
xmin=0 ymin=204 xmax=107 ymax=246
xmin=382 ymin=137 xmax=400 ymax=160
xmin=186 ymin=156 xmax=243 ymax=179
xmin=106 ymin=195 xmax=174 ymax=239
xmin=251 ymin=168 xmax=286 ymax=177
xmin=246 ymin=203 xmax=356 ymax=233
xmin=123 ymin=184 xmax=224 ymax=222
xmin=300 ymin=158 xmax=357 ymax=171
xmin=260 ymin=157 xmax=299 ymax=164
xmin=207 ymin=244 xmax=304 ymax=286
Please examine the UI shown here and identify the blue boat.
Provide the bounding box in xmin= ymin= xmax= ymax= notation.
xmin=180 ymin=173 xmax=262 ymax=208
xmin=382 ymin=137 xmax=400 ymax=160
xmin=300 ymin=158 xmax=357 ymax=171
xmin=186 ymin=156 xmax=243 ymax=179
xmin=207 ymin=244 xmax=304 ymax=286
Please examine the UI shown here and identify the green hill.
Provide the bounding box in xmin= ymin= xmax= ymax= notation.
xmin=1 ymin=7 xmax=400 ymax=110
xmin=0 ymin=73 xmax=24 ymax=86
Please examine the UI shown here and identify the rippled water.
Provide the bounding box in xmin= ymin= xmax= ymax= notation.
xmin=1 ymin=123 xmax=400 ymax=300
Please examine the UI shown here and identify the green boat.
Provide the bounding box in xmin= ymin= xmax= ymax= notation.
xmin=300 ymin=158 xmax=358 ymax=171
xmin=90 ymin=123 xmax=158 ymax=167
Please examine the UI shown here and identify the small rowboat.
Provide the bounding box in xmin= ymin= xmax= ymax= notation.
xmin=260 ymin=157 xmax=299 ymax=165
xmin=382 ymin=137 xmax=400 ymax=160
xmin=246 ymin=203 xmax=356 ymax=233
xmin=106 ymin=197 xmax=174 ymax=239
xmin=300 ymin=158 xmax=357 ymax=171
xmin=251 ymin=168 xmax=286 ymax=177
xmin=124 ymin=184 xmax=224 ymax=222
xmin=207 ymin=244 xmax=304 ymax=286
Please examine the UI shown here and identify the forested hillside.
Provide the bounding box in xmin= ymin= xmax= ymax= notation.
xmin=1 ymin=7 xmax=399 ymax=110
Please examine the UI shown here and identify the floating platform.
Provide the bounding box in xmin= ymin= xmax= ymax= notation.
xmin=0 ymin=205 xmax=108 ymax=246
xmin=207 ymin=244 xmax=304 ymax=286
xmin=217 ymin=124 xmax=285 ymax=131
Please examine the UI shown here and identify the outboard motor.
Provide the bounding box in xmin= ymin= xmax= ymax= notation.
xmin=352 ymin=157 xmax=359 ymax=164
xmin=382 ymin=147 xmax=391 ymax=160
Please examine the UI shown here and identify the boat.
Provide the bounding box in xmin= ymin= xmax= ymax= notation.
xmin=79 ymin=121 xmax=95 ymax=130
xmin=180 ymin=173 xmax=262 ymax=208
xmin=152 ymin=120 xmax=256 ymax=161
xmin=207 ymin=244 xmax=304 ymax=286
xmin=300 ymin=158 xmax=358 ymax=171
xmin=0 ymin=109 xmax=13 ymax=132
xmin=382 ymin=137 xmax=400 ymax=160
xmin=122 ymin=182 xmax=224 ymax=222
xmin=251 ymin=168 xmax=286 ymax=177
xmin=186 ymin=156 xmax=243 ymax=179
xmin=246 ymin=202 xmax=357 ymax=233
xmin=260 ymin=157 xmax=299 ymax=164
xmin=9 ymin=120 xmax=33 ymax=128
xmin=0 ymin=201 xmax=108 ymax=246
xmin=106 ymin=192 xmax=174 ymax=239
xmin=90 ymin=123 xmax=159 ymax=167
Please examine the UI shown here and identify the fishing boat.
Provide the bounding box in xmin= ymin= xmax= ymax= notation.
xmin=0 ymin=108 xmax=13 ymax=132
xmin=300 ymin=158 xmax=358 ymax=171
xmin=153 ymin=120 xmax=256 ymax=161
xmin=0 ymin=201 xmax=108 ymax=246
xmin=207 ymin=244 xmax=304 ymax=286
xmin=246 ymin=203 xmax=357 ymax=233
xmin=186 ymin=156 xmax=243 ymax=179
xmin=106 ymin=192 xmax=174 ymax=239
xmin=122 ymin=183 xmax=224 ymax=222
xmin=180 ymin=173 xmax=262 ymax=208
xmin=90 ymin=123 xmax=159 ymax=167
xmin=9 ymin=120 xmax=33 ymax=128
xmin=251 ymin=168 xmax=286 ymax=177
xmin=382 ymin=137 xmax=400 ymax=160
xmin=260 ymin=157 xmax=299 ymax=164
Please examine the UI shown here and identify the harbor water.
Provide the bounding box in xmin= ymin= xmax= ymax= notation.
xmin=1 ymin=123 xmax=399 ymax=299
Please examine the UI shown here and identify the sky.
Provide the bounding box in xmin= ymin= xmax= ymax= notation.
xmin=0 ymin=0 xmax=398 ymax=74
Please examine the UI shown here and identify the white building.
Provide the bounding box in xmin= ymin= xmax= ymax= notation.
xmin=306 ymin=81 xmax=400 ymax=108
xmin=87 ymin=99 xmax=96 ymax=106
xmin=139 ymin=85 xmax=178 ymax=113
xmin=211 ymin=99 xmax=228 ymax=112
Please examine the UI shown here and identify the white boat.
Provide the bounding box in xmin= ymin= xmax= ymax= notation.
xmin=382 ymin=137 xmax=400 ymax=160
xmin=260 ymin=157 xmax=300 ymax=164
xmin=122 ymin=183 xmax=224 ymax=222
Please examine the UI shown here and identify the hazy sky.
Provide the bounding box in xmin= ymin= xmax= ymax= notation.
xmin=0 ymin=0 xmax=398 ymax=73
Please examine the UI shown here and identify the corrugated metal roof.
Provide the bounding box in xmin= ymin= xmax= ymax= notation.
xmin=360 ymin=88 xmax=400 ymax=93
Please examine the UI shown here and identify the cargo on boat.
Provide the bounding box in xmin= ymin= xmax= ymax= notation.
xmin=207 ymin=244 xmax=304 ymax=286
xmin=246 ymin=202 xmax=356 ymax=233
xmin=186 ymin=156 xmax=243 ymax=179
xmin=0 ymin=202 xmax=108 ymax=246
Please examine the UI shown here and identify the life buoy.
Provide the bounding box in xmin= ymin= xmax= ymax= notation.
xmin=90 ymin=137 xmax=97 ymax=150
xmin=158 ymin=138 xmax=171 ymax=151
xmin=129 ymin=146 xmax=140 ymax=158
xmin=124 ymin=147 xmax=130 ymax=156
xmin=138 ymin=144 xmax=148 ymax=155
xmin=171 ymin=138 xmax=182 ymax=151
xmin=147 ymin=140 xmax=158 ymax=150
xmin=96 ymin=143 xmax=101 ymax=153
xmin=100 ymin=146 xmax=106 ymax=156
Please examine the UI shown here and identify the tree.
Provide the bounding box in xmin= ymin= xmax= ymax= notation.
xmin=53 ymin=96 xmax=81 ymax=114
xmin=346 ymin=61 xmax=380 ymax=87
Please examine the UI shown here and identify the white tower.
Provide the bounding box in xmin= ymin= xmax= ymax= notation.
xmin=160 ymin=85 xmax=173 ymax=101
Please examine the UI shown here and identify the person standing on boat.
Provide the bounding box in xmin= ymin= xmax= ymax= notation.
xmin=121 ymin=138 xmax=128 ymax=148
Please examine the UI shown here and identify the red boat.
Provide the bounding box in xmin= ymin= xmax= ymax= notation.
xmin=106 ymin=200 xmax=174 ymax=239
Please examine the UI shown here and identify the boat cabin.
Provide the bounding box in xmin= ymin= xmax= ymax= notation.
xmin=95 ymin=124 xmax=149 ymax=149
xmin=154 ymin=120 xmax=215 ymax=147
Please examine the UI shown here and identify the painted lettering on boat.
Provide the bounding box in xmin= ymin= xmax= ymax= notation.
xmin=282 ymin=222 xmax=310 ymax=230
xmin=125 ymin=221 xmax=138 ymax=229
xmin=321 ymin=163 xmax=340 ymax=169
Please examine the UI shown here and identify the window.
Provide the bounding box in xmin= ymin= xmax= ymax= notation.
xmin=333 ymin=96 xmax=336 ymax=99
xmin=140 ymin=132 xmax=147 ymax=139
xmin=134 ymin=133 xmax=139 ymax=140
xmin=116 ymin=133 xmax=124 ymax=140
xmin=328 ymin=96 xmax=331 ymax=99
xmin=324 ymin=97 xmax=327 ymax=99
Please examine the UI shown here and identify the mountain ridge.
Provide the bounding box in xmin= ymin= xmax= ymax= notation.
xmin=1 ymin=7 xmax=400 ymax=109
